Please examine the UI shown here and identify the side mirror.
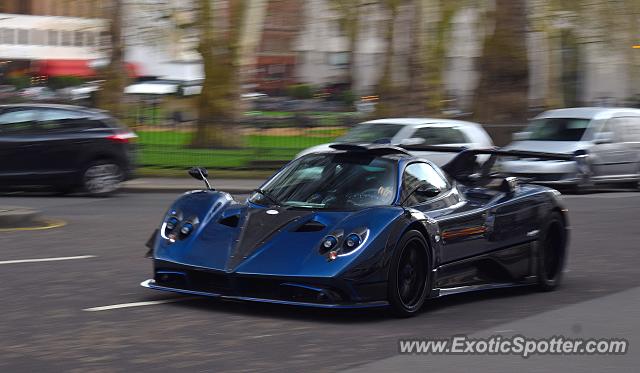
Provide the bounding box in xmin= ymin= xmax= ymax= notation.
xmin=415 ymin=183 xmax=441 ymax=198
xmin=400 ymin=137 xmax=426 ymax=146
xmin=188 ymin=167 xmax=213 ymax=190
xmin=512 ymin=132 xmax=530 ymax=141
xmin=401 ymin=182 xmax=441 ymax=205
xmin=500 ymin=176 xmax=519 ymax=194
xmin=188 ymin=167 xmax=208 ymax=180
xmin=593 ymin=132 xmax=613 ymax=144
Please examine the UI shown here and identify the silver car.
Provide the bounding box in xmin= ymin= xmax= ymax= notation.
xmin=500 ymin=107 xmax=640 ymax=191
xmin=296 ymin=118 xmax=493 ymax=166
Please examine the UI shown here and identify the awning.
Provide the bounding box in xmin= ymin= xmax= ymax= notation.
xmin=35 ymin=60 xmax=139 ymax=78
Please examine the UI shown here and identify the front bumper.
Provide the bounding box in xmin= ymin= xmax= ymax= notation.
xmin=141 ymin=260 xmax=388 ymax=309
xmin=141 ymin=279 xmax=387 ymax=309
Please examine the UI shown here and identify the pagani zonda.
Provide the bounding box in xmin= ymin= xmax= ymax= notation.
xmin=142 ymin=144 xmax=569 ymax=317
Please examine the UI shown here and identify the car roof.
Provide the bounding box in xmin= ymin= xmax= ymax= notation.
xmin=312 ymin=144 xmax=418 ymax=162
xmin=0 ymin=103 xmax=108 ymax=117
xmin=360 ymin=118 xmax=482 ymax=128
xmin=536 ymin=107 xmax=640 ymax=120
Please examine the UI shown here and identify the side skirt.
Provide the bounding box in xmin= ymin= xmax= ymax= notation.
xmin=430 ymin=276 xmax=537 ymax=298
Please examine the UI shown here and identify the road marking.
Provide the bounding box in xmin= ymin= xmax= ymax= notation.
xmin=0 ymin=255 xmax=95 ymax=265
xmin=83 ymin=298 xmax=196 ymax=312
xmin=0 ymin=219 xmax=67 ymax=232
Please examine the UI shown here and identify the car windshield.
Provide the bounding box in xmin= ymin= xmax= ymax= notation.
xmin=337 ymin=122 xmax=404 ymax=143
xmin=525 ymin=118 xmax=591 ymax=141
xmin=250 ymin=154 xmax=397 ymax=210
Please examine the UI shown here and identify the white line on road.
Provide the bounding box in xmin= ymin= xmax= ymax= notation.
xmin=83 ymin=298 xmax=196 ymax=312
xmin=0 ymin=255 xmax=96 ymax=265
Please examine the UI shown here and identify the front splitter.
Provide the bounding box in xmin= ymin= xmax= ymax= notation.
xmin=141 ymin=279 xmax=388 ymax=309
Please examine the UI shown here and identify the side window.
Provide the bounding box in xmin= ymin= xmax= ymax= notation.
xmin=36 ymin=109 xmax=92 ymax=132
xmin=401 ymin=163 xmax=449 ymax=205
xmin=412 ymin=127 xmax=468 ymax=145
xmin=0 ymin=109 xmax=38 ymax=133
xmin=620 ymin=117 xmax=640 ymax=142
xmin=601 ymin=118 xmax=625 ymax=142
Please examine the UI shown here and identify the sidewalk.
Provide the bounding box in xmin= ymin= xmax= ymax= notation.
xmin=121 ymin=177 xmax=263 ymax=194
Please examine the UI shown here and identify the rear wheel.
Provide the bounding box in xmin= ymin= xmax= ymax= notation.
xmin=537 ymin=212 xmax=567 ymax=291
xmin=388 ymin=230 xmax=431 ymax=317
xmin=81 ymin=160 xmax=123 ymax=197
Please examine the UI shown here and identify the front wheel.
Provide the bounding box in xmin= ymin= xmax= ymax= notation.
xmin=537 ymin=212 xmax=567 ymax=291
xmin=81 ymin=161 xmax=124 ymax=197
xmin=388 ymin=230 xmax=431 ymax=317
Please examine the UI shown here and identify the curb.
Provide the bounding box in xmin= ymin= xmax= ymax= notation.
xmin=0 ymin=207 xmax=41 ymax=228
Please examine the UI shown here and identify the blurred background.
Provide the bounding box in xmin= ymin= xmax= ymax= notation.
xmin=1 ymin=0 xmax=639 ymax=175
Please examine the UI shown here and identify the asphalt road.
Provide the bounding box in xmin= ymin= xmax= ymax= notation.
xmin=1 ymin=190 xmax=639 ymax=372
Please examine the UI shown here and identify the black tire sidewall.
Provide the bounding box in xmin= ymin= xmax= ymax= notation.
xmin=537 ymin=212 xmax=566 ymax=291
xmin=81 ymin=160 xmax=123 ymax=197
xmin=388 ymin=230 xmax=431 ymax=317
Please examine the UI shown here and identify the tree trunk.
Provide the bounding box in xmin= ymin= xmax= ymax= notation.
xmin=375 ymin=0 xmax=401 ymax=118
xmin=423 ymin=0 xmax=459 ymax=115
xmin=332 ymin=0 xmax=361 ymax=92
xmin=472 ymin=0 xmax=529 ymax=124
xmin=191 ymin=0 xmax=247 ymax=149
xmin=96 ymin=0 xmax=128 ymax=120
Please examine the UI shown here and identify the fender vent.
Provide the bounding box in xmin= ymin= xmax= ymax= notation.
xmin=219 ymin=215 xmax=240 ymax=227
xmin=293 ymin=220 xmax=326 ymax=232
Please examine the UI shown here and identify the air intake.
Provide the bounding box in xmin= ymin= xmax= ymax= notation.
xmin=218 ymin=215 xmax=240 ymax=227
xmin=293 ymin=220 xmax=326 ymax=232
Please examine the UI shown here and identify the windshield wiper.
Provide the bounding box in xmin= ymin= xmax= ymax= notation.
xmin=252 ymin=188 xmax=281 ymax=207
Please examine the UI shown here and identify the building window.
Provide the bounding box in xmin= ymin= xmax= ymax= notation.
xmin=86 ymin=32 xmax=96 ymax=47
xmin=48 ymin=30 xmax=59 ymax=46
xmin=328 ymin=52 xmax=350 ymax=67
xmin=32 ymin=30 xmax=46 ymax=45
xmin=17 ymin=29 xmax=29 ymax=45
xmin=74 ymin=31 xmax=84 ymax=46
xmin=61 ymin=31 xmax=73 ymax=46
xmin=0 ymin=28 xmax=15 ymax=44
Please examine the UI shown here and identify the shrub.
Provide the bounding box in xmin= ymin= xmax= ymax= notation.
xmin=6 ymin=76 xmax=31 ymax=90
xmin=286 ymin=84 xmax=314 ymax=99
xmin=48 ymin=76 xmax=85 ymax=90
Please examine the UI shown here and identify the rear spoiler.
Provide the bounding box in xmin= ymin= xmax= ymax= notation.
xmin=400 ymin=145 xmax=576 ymax=184
xmin=400 ymin=145 xmax=574 ymax=160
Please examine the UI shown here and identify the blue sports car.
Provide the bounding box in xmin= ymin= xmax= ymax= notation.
xmin=142 ymin=144 xmax=570 ymax=317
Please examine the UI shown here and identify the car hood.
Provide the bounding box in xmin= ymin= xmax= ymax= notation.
xmin=154 ymin=191 xmax=404 ymax=277
xmin=504 ymin=140 xmax=589 ymax=154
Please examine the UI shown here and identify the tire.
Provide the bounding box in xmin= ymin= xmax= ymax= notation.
xmin=537 ymin=212 xmax=567 ymax=291
xmin=387 ymin=230 xmax=431 ymax=317
xmin=81 ymin=160 xmax=124 ymax=197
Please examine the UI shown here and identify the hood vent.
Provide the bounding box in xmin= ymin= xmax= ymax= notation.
xmin=293 ymin=220 xmax=326 ymax=232
xmin=219 ymin=214 xmax=240 ymax=227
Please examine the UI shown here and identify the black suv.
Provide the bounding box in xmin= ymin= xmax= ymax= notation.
xmin=0 ymin=104 xmax=136 ymax=196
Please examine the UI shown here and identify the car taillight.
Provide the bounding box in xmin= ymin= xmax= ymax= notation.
xmin=107 ymin=132 xmax=137 ymax=143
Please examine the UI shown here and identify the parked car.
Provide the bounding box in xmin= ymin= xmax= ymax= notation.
xmin=296 ymin=118 xmax=494 ymax=166
xmin=142 ymin=144 xmax=569 ymax=317
xmin=500 ymin=107 xmax=640 ymax=191
xmin=18 ymin=86 xmax=58 ymax=101
xmin=0 ymin=104 xmax=137 ymax=196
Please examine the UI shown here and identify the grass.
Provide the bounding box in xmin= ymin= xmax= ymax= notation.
xmin=136 ymin=130 xmax=340 ymax=170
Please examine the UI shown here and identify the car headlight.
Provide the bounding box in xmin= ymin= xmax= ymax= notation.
xmin=166 ymin=216 xmax=179 ymax=231
xmin=180 ymin=222 xmax=194 ymax=236
xmin=321 ymin=236 xmax=338 ymax=251
xmin=344 ymin=233 xmax=362 ymax=251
